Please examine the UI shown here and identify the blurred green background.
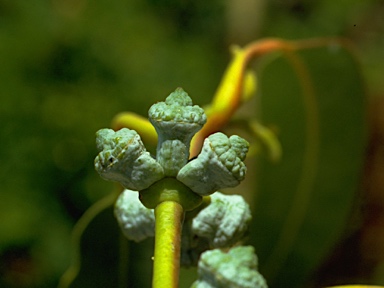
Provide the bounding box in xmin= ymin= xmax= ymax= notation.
xmin=1 ymin=0 xmax=383 ymax=287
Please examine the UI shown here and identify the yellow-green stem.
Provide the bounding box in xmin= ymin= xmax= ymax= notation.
xmin=153 ymin=201 xmax=184 ymax=288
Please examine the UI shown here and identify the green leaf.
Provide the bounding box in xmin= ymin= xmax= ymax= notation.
xmin=251 ymin=44 xmax=367 ymax=287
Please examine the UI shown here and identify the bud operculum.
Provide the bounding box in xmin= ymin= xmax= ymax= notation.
xmin=94 ymin=128 xmax=164 ymax=190
xmin=177 ymin=132 xmax=249 ymax=195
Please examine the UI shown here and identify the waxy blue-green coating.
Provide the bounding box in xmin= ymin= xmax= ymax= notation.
xmin=192 ymin=246 xmax=268 ymax=288
xmin=114 ymin=191 xmax=253 ymax=267
xmin=94 ymin=128 xmax=164 ymax=191
xmin=156 ymin=139 xmax=188 ymax=176
xmin=95 ymin=89 xmax=249 ymax=198
xmin=180 ymin=192 xmax=251 ymax=267
xmin=177 ymin=132 xmax=249 ymax=195
xmin=191 ymin=192 xmax=251 ymax=248
xmin=94 ymin=88 xmax=262 ymax=287
xmin=148 ymin=88 xmax=207 ymax=168
xmin=114 ymin=189 xmax=155 ymax=242
xmin=149 ymin=87 xmax=206 ymax=126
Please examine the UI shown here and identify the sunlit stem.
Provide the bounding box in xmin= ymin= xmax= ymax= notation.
xmin=152 ymin=201 xmax=184 ymax=288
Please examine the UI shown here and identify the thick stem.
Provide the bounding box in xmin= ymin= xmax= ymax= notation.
xmin=153 ymin=201 xmax=184 ymax=288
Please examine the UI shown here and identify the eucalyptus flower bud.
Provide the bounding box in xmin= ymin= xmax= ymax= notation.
xmin=192 ymin=192 xmax=251 ymax=248
xmin=114 ymin=189 xmax=155 ymax=242
xmin=94 ymin=128 xmax=164 ymax=190
xmin=192 ymin=246 xmax=268 ymax=288
xmin=177 ymin=132 xmax=249 ymax=195
xmin=148 ymin=88 xmax=206 ymax=176
xmin=156 ymin=139 xmax=188 ymax=176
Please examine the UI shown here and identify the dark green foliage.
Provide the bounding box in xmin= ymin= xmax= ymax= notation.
xmin=0 ymin=0 xmax=223 ymax=287
xmin=253 ymin=46 xmax=366 ymax=287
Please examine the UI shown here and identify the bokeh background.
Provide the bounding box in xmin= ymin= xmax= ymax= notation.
xmin=1 ymin=0 xmax=384 ymax=287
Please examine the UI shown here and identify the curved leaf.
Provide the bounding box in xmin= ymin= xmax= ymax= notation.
xmin=251 ymin=44 xmax=367 ymax=287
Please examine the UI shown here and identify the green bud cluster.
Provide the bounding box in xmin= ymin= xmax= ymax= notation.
xmin=114 ymin=190 xmax=253 ymax=270
xmin=95 ymin=88 xmax=250 ymax=203
xmin=94 ymin=88 xmax=267 ymax=288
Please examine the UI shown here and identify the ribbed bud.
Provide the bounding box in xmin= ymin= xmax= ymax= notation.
xmin=114 ymin=189 xmax=155 ymax=242
xmin=177 ymin=132 xmax=249 ymax=195
xmin=192 ymin=192 xmax=251 ymax=248
xmin=94 ymin=128 xmax=164 ymax=190
xmin=156 ymin=140 xmax=188 ymax=176
xmin=148 ymin=88 xmax=206 ymax=175
xmin=193 ymin=246 xmax=268 ymax=288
